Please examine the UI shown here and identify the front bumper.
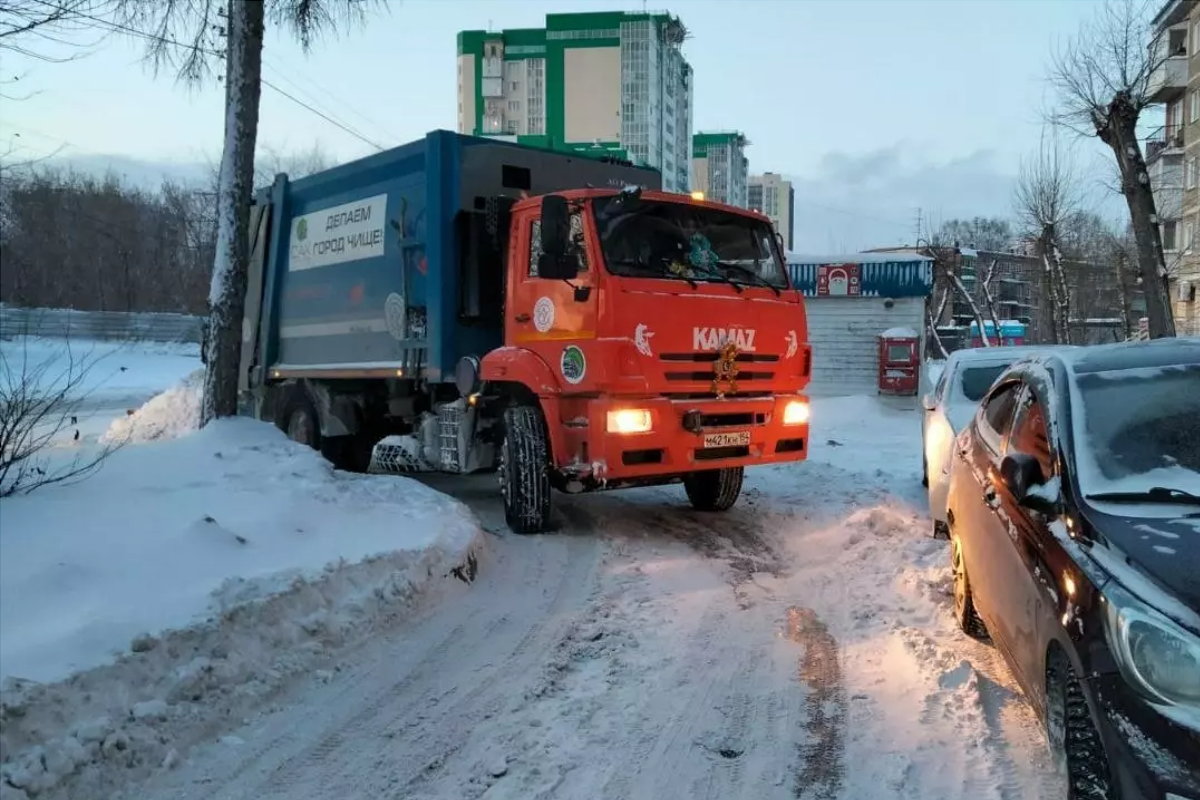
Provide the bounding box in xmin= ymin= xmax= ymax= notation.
xmin=1088 ymin=674 xmax=1200 ymax=799
xmin=556 ymin=394 xmax=809 ymax=485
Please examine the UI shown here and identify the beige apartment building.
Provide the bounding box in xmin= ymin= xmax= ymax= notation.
xmin=1149 ymin=0 xmax=1200 ymax=335
xmin=748 ymin=172 xmax=795 ymax=251
xmin=691 ymin=131 xmax=749 ymax=208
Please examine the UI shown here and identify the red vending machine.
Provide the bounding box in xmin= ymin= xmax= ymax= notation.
xmin=878 ymin=328 xmax=919 ymax=396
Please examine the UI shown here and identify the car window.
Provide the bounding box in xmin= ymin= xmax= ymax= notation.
xmin=977 ymin=381 xmax=1022 ymax=453
xmin=1008 ymin=389 xmax=1053 ymax=478
xmin=957 ymin=364 xmax=1011 ymax=403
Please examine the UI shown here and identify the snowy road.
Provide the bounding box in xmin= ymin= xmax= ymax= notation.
xmin=123 ymin=397 xmax=1066 ymax=800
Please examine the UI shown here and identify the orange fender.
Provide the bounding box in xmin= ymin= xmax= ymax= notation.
xmin=480 ymin=346 xmax=561 ymax=396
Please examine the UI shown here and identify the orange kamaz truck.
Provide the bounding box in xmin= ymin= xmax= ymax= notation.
xmin=239 ymin=130 xmax=812 ymax=532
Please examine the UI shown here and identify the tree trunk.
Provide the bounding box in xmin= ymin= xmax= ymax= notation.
xmin=925 ymin=288 xmax=950 ymax=358
xmin=949 ymin=272 xmax=991 ymax=347
xmin=1114 ymin=248 xmax=1134 ymax=339
xmin=979 ymin=258 xmax=1005 ymax=345
xmin=202 ymin=0 xmax=265 ymax=425
xmin=1104 ymin=99 xmax=1176 ymax=338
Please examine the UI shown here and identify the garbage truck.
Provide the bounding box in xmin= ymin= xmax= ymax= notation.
xmin=238 ymin=130 xmax=813 ymax=532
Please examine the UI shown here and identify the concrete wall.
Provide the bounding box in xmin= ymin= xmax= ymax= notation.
xmin=563 ymin=46 xmax=620 ymax=142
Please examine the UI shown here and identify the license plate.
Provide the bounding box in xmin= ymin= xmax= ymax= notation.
xmin=703 ymin=430 xmax=751 ymax=448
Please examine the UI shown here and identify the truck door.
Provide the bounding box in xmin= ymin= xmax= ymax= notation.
xmin=509 ymin=205 xmax=599 ymax=383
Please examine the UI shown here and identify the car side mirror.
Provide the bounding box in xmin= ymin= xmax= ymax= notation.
xmin=1000 ymin=453 xmax=1058 ymax=515
xmin=921 ymin=393 xmax=936 ymax=412
xmin=537 ymin=194 xmax=580 ymax=281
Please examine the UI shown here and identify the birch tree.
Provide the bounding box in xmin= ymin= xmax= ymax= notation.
xmin=1049 ymin=0 xmax=1176 ymax=337
xmin=1014 ymin=130 xmax=1080 ymax=345
xmin=118 ymin=0 xmax=378 ymax=424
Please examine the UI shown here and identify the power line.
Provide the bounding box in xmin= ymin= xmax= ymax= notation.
xmin=28 ymin=0 xmax=386 ymax=152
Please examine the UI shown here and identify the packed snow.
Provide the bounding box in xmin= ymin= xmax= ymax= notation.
xmin=1 ymin=336 xmax=1072 ymax=800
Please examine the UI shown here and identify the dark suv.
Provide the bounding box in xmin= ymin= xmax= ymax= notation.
xmin=945 ymin=337 xmax=1200 ymax=799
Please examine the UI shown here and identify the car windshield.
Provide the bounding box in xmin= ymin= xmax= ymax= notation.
xmin=1073 ymin=364 xmax=1200 ymax=497
xmin=954 ymin=364 xmax=1011 ymax=403
xmin=591 ymin=195 xmax=788 ymax=288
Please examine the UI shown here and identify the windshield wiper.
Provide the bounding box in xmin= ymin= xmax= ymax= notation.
xmin=1085 ymin=486 xmax=1200 ymax=506
xmin=605 ymin=256 xmax=698 ymax=288
xmin=716 ymin=261 xmax=782 ymax=296
xmin=688 ymin=262 xmax=744 ymax=293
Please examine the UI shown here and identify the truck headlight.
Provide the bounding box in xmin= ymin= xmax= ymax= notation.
xmin=607 ymin=409 xmax=653 ymax=434
xmin=1102 ymin=583 xmax=1200 ymax=711
xmin=782 ymin=400 xmax=810 ymax=425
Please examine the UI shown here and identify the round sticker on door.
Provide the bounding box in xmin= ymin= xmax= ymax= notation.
xmin=560 ymin=345 xmax=587 ymax=384
xmin=384 ymin=292 xmax=407 ymax=341
xmin=533 ymin=296 xmax=555 ymax=332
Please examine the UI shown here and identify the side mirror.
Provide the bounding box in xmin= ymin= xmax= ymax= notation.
xmin=921 ymin=393 xmax=937 ymax=412
xmin=537 ymin=194 xmax=579 ymax=281
xmin=999 ymin=453 xmax=1058 ymax=515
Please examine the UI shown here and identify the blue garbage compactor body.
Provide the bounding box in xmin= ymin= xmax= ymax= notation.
xmin=238 ymin=130 xmax=661 ymax=423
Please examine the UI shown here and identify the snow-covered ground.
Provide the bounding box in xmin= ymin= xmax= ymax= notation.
xmin=0 ymin=340 xmax=486 ymax=800
xmin=1 ymin=337 xmax=1064 ymax=800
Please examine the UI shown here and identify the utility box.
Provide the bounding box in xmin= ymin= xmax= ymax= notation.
xmin=878 ymin=328 xmax=919 ymax=395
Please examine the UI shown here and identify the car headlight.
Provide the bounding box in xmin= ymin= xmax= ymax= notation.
xmin=1102 ymin=583 xmax=1200 ymax=710
xmin=782 ymin=399 xmax=810 ymax=426
xmin=606 ymin=408 xmax=653 ymax=434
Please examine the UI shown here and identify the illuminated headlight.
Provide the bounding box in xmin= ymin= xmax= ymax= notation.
xmin=607 ymin=408 xmax=653 ymax=434
xmin=782 ymin=400 xmax=810 ymax=426
xmin=1102 ymin=584 xmax=1200 ymax=711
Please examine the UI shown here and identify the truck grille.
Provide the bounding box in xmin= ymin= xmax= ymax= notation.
xmin=658 ymin=351 xmax=777 ymax=399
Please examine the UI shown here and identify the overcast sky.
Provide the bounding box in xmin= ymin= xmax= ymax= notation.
xmin=2 ymin=0 xmax=1135 ymax=251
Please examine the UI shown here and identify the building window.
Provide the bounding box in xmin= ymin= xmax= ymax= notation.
xmin=1190 ymin=89 xmax=1200 ymax=123
xmin=1163 ymin=220 xmax=1178 ymax=250
xmin=508 ymin=100 xmax=520 ymax=111
xmin=1186 ymin=220 xmax=1196 ymax=253
xmin=507 ymin=119 xmax=519 ymax=134
xmin=1189 ymin=157 xmax=1198 ymax=189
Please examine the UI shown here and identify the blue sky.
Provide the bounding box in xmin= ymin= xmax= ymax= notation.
xmin=1 ymin=0 xmax=1129 ymax=251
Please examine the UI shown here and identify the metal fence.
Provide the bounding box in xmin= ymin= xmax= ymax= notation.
xmin=0 ymin=305 xmax=204 ymax=344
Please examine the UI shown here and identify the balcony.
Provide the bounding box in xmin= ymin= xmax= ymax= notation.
xmin=1148 ymin=54 xmax=1188 ymax=102
xmin=1146 ymin=124 xmax=1186 ymax=160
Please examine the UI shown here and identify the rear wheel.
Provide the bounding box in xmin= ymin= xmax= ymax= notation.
xmin=684 ymin=467 xmax=744 ymax=512
xmin=499 ymin=404 xmax=552 ymax=534
xmin=281 ymin=393 xmax=321 ymax=449
xmin=951 ymin=535 xmax=988 ymax=640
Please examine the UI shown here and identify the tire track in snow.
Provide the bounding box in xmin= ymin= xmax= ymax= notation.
xmin=785 ymin=606 xmax=846 ymax=800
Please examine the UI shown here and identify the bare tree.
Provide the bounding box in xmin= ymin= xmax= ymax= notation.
xmin=1049 ymin=0 xmax=1176 ymax=338
xmin=1015 ymin=129 xmax=1081 ymax=345
xmin=116 ymin=0 xmax=378 ymax=424
xmin=0 ymin=334 xmax=121 ymax=496
xmin=0 ymin=0 xmax=106 ymax=62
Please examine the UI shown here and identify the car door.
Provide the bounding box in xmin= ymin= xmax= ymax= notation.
xmin=953 ymin=379 xmax=1022 ymax=644
xmin=990 ymin=385 xmax=1061 ymax=697
xmin=924 ymin=364 xmax=952 ymax=474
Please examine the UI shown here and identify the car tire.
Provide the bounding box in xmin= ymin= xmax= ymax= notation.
xmin=684 ymin=467 xmax=744 ymax=512
xmin=499 ymin=404 xmax=553 ymax=534
xmin=951 ymin=535 xmax=988 ymax=640
xmin=1046 ymin=650 xmax=1112 ymax=798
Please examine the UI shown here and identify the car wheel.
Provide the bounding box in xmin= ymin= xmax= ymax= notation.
xmin=683 ymin=467 xmax=744 ymax=512
xmin=499 ymin=404 xmax=553 ymax=534
xmin=1046 ymin=650 xmax=1111 ymax=799
xmin=951 ymin=535 xmax=988 ymax=640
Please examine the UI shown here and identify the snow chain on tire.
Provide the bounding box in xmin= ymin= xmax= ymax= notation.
xmin=500 ymin=404 xmax=552 ymax=534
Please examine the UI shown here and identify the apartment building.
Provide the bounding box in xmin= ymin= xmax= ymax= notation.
xmin=691 ymin=131 xmax=749 ymax=208
xmin=1148 ymin=0 xmax=1200 ymax=334
xmin=456 ymin=11 xmax=693 ymax=193
xmin=748 ymin=172 xmax=795 ymax=250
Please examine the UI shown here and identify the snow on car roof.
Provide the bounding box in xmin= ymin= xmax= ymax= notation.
xmin=1054 ymin=337 xmax=1200 ymax=375
xmin=946 ymin=345 xmax=1072 ymax=367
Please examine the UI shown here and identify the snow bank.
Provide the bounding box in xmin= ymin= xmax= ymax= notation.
xmin=100 ymin=368 xmax=204 ymax=444
xmin=0 ymin=418 xmax=486 ymax=799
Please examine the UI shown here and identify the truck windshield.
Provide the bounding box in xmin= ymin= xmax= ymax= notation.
xmin=591 ymin=196 xmax=788 ymax=289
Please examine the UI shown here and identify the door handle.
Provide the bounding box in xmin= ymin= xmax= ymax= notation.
xmin=983 ymin=486 xmax=1000 ymax=509
xmin=514 ymin=313 xmax=531 ymax=323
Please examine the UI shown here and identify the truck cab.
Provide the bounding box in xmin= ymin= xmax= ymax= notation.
xmin=240 ymin=131 xmax=811 ymax=533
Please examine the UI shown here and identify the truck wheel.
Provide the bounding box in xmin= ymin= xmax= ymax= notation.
xmin=500 ymin=405 xmax=552 ymax=534
xmin=684 ymin=467 xmax=744 ymax=512
xmin=280 ymin=393 xmax=321 ymax=450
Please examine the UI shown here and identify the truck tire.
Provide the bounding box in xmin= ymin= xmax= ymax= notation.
xmin=684 ymin=467 xmax=744 ymax=512
xmin=280 ymin=393 xmax=322 ymax=450
xmin=500 ymin=404 xmax=552 ymax=534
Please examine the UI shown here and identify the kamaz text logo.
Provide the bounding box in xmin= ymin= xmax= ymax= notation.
xmin=693 ymin=327 xmax=757 ymax=352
